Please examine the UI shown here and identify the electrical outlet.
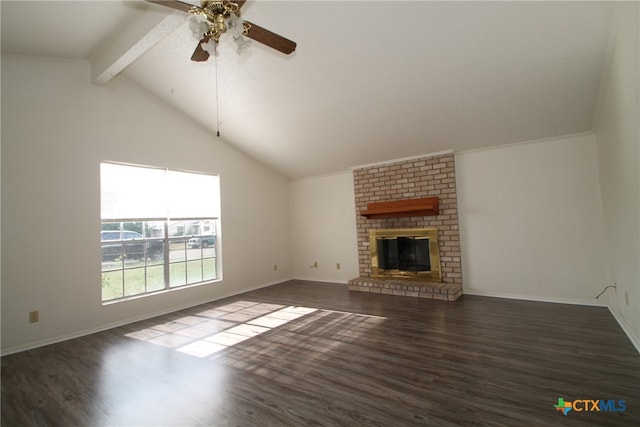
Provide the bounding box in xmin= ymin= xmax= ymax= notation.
xmin=273 ymin=264 xmax=278 ymax=271
xmin=336 ymin=263 xmax=341 ymax=270
xmin=29 ymin=310 xmax=39 ymax=323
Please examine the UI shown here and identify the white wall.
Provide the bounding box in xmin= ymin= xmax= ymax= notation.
xmin=456 ymin=133 xmax=608 ymax=305
xmin=1 ymin=55 xmax=291 ymax=354
xmin=289 ymin=171 xmax=358 ymax=283
xmin=593 ymin=1 xmax=639 ymax=351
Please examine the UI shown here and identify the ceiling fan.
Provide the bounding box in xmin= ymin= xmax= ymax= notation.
xmin=147 ymin=0 xmax=297 ymax=61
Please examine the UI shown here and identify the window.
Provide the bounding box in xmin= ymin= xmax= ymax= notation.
xmin=100 ymin=162 xmax=221 ymax=302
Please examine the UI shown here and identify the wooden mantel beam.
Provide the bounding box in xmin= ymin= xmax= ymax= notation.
xmin=360 ymin=197 xmax=439 ymax=219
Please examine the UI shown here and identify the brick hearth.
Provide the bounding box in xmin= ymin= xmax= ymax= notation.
xmin=349 ymin=152 xmax=463 ymax=301
xmin=348 ymin=277 xmax=462 ymax=301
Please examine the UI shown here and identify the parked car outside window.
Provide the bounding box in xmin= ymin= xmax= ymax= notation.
xmin=187 ymin=236 xmax=216 ymax=249
xmin=101 ymin=230 xmax=163 ymax=261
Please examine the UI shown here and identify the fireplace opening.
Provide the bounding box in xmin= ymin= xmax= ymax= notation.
xmin=378 ymin=237 xmax=431 ymax=271
xmin=370 ymin=228 xmax=441 ymax=281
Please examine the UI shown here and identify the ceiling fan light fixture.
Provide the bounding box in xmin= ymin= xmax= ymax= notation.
xmin=189 ymin=17 xmax=208 ymax=41
xmin=226 ymin=13 xmax=245 ymax=38
xmin=202 ymin=38 xmax=218 ymax=56
xmin=148 ymin=0 xmax=296 ymax=58
xmin=233 ymin=34 xmax=251 ymax=55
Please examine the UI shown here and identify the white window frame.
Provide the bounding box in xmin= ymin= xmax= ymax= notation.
xmin=100 ymin=162 xmax=221 ymax=302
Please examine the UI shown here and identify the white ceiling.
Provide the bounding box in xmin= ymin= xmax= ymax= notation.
xmin=1 ymin=1 xmax=614 ymax=179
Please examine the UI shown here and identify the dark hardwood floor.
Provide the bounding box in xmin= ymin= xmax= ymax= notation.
xmin=2 ymin=280 xmax=639 ymax=426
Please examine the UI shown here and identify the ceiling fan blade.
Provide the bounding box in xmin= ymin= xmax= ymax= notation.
xmin=147 ymin=0 xmax=247 ymax=12
xmin=244 ymin=21 xmax=296 ymax=55
xmin=145 ymin=0 xmax=194 ymax=13
xmin=191 ymin=38 xmax=210 ymax=62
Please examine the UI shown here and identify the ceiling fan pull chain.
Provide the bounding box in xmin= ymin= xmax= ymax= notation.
xmin=215 ymin=42 xmax=221 ymax=137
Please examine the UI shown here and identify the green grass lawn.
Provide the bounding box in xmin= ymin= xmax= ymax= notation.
xmin=102 ymin=258 xmax=217 ymax=301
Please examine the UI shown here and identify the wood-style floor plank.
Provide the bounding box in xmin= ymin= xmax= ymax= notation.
xmin=2 ymin=280 xmax=639 ymax=426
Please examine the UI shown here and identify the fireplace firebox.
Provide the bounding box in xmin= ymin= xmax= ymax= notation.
xmin=369 ymin=228 xmax=441 ymax=281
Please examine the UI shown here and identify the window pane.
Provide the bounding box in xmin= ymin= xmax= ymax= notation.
xmin=146 ymin=242 xmax=165 ymax=266
xmin=101 ymin=246 xmax=124 ymax=270
xmin=102 ymin=271 xmax=123 ymax=300
xmin=170 ymin=239 xmax=186 ymax=263
xmin=186 ymin=259 xmax=202 ymax=283
xmin=170 ymin=262 xmax=187 ymax=287
xmin=145 ymin=221 xmax=165 ymax=238
xmin=101 ymin=240 xmax=122 ymax=261
xmin=146 ymin=265 xmax=165 ymax=292
xmin=122 ymin=221 xmax=143 ymax=235
xmin=169 ymin=221 xmax=185 ymax=237
xmin=203 ymin=246 xmax=216 ymax=258
xmin=185 ymin=220 xmax=200 ymax=236
xmin=124 ymin=242 xmax=145 ymax=261
xmin=124 ymin=268 xmax=146 ymax=296
xmin=203 ymin=258 xmax=216 ymax=281
xmin=187 ymin=245 xmax=201 ymax=261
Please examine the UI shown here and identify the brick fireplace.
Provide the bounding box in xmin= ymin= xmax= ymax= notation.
xmin=348 ymin=152 xmax=462 ymax=301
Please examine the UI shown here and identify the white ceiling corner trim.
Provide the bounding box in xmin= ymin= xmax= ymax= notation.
xmin=351 ymin=150 xmax=456 ymax=171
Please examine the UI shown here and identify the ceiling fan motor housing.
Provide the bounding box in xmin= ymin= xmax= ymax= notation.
xmin=196 ymin=0 xmax=242 ymax=41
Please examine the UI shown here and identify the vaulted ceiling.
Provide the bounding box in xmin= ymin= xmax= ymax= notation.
xmin=1 ymin=1 xmax=614 ymax=178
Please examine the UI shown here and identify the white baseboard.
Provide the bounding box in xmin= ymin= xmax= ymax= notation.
xmin=608 ymin=306 xmax=640 ymax=355
xmin=0 ymin=278 xmax=289 ymax=357
xmin=291 ymin=276 xmax=349 ymax=284
xmin=462 ymin=290 xmax=607 ymax=307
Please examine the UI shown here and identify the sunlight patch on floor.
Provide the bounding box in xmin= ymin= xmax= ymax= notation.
xmin=124 ymin=301 xmax=317 ymax=358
